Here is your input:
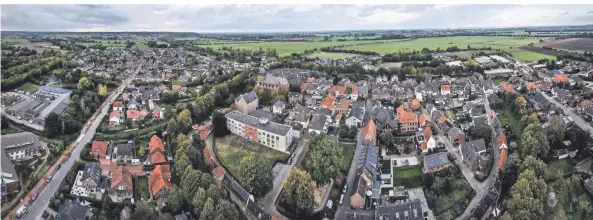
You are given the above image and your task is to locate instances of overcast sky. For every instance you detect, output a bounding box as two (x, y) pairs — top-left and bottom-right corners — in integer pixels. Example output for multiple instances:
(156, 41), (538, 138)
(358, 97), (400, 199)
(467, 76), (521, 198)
(2, 4), (593, 32)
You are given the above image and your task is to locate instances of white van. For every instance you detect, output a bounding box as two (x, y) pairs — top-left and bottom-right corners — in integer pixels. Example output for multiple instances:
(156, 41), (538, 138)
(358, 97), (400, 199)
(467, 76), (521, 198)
(16, 205), (27, 218)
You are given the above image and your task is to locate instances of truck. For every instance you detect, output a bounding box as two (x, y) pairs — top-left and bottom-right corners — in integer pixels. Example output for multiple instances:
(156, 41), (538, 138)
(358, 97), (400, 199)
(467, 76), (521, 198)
(16, 205), (27, 218)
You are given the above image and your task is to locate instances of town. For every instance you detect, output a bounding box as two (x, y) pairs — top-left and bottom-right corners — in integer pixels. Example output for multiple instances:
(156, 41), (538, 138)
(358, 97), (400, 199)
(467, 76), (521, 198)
(3, 5), (593, 220)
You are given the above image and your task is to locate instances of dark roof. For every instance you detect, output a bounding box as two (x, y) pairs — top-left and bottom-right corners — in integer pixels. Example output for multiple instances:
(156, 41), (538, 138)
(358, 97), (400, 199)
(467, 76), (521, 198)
(447, 127), (464, 139)
(316, 108), (332, 117)
(237, 91), (258, 104)
(82, 163), (102, 185)
(222, 173), (251, 202)
(39, 86), (72, 94)
(115, 144), (133, 156)
(226, 111), (291, 135)
(249, 110), (275, 122)
(1, 132), (40, 151)
(58, 199), (90, 220)
(309, 114), (327, 131)
(357, 144), (378, 176)
(424, 152), (451, 170)
(347, 107), (365, 121)
(375, 199), (424, 220)
(371, 107), (395, 130)
(0, 148), (18, 181)
(463, 139), (487, 153)
(273, 101), (285, 107)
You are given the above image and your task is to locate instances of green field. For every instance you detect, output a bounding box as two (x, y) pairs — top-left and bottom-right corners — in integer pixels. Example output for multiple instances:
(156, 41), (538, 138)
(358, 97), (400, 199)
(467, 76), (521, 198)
(491, 78), (504, 86)
(204, 36), (553, 61)
(16, 82), (39, 94)
(307, 52), (359, 59)
(546, 158), (575, 180)
(392, 166), (424, 188)
(214, 135), (289, 179)
(340, 143), (355, 171)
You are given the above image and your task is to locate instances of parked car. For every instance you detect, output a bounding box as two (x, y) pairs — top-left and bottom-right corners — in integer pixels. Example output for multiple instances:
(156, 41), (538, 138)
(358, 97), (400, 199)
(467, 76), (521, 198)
(339, 194), (344, 205)
(56, 164), (62, 170)
(32, 192), (38, 201)
(342, 185), (348, 193)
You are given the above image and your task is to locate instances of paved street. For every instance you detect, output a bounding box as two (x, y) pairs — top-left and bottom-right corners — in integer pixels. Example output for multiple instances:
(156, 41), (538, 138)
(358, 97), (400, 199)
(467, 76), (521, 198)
(334, 128), (364, 220)
(8, 66), (140, 220)
(541, 91), (593, 134)
(261, 137), (309, 220)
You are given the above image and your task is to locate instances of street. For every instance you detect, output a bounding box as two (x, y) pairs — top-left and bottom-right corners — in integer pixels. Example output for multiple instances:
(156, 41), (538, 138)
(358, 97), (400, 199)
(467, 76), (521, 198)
(334, 128), (365, 220)
(261, 137), (309, 220)
(11, 66), (140, 220)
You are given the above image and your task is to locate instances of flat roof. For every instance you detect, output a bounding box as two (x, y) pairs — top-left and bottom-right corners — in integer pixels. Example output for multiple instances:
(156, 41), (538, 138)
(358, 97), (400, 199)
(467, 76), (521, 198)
(226, 111), (291, 136)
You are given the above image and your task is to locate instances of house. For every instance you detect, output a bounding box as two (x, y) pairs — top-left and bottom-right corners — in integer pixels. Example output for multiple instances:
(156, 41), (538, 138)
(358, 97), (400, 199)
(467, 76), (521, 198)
(114, 143), (134, 164)
(256, 74), (289, 95)
(91, 141), (109, 159)
(288, 92), (303, 105)
(1, 132), (42, 161)
(57, 199), (92, 220)
(109, 166), (133, 202)
(320, 94), (336, 112)
(554, 74), (569, 84)
(410, 99), (421, 110)
(346, 107), (365, 128)
(148, 99), (155, 110)
(447, 127), (465, 146)
(272, 101), (286, 114)
(579, 100), (593, 113)
(193, 123), (213, 141)
(396, 106), (419, 133)
(109, 111), (122, 127)
(1, 148), (19, 197)
(460, 139), (487, 171)
(308, 114), (328, 135)
(423, 152), (451, 173)
(351, 144), (379, 209)
(362, 120), (376, 145)
(418, 113), (431, 127)
(126, 110), (141, 121)
(148, 136), (167, 165)
(127, 99), (140, 110)
(226, 111), (293, 152)
(235, 91), (259, 114)
(441, 85), (451, 95)
(112, 101), (124, 112)
(149, 164), (173, 200)
(153, 106), (164, 119)
(369, 107), (396, 132)
(336, 98), (350, 114)
(497, 132), (508, 171)
(71, 163), (102, 199)
(421, 125), (436, 153)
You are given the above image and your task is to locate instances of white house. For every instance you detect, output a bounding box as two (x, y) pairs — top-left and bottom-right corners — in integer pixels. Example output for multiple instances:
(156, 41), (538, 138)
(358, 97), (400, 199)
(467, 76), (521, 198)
(273, 101), (286, 114)
(345, 107), (365, 128)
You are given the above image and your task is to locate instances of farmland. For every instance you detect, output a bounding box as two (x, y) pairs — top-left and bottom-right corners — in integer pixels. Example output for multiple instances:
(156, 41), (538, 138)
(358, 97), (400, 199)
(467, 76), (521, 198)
(306, 52), (359, 59)
(203, 36), (553, 61)
(540, 38), (593, 52)
(2, 38), (65, 53)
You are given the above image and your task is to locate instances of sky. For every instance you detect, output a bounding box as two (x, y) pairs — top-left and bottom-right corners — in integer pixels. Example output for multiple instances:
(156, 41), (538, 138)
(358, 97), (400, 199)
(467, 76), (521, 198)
(2, 4), (593, 32)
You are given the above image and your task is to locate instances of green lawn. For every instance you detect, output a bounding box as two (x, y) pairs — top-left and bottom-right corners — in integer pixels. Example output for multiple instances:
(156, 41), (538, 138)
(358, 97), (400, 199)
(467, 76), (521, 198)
(135, 176), (150, 200)
(392, 166), (424, 188)
(306, 52), (359, 59)
(34, 164), (50, 180)
(491, 78), (504, 86)
(204, 40), (370, 57)
(498, 108), (522, 141)
(16, 82), (39, 94)
(511, 51), (556, 61)
(340, 143), (355, 171)
(214, 135), (289, 179)
(546, 158), (575, 180)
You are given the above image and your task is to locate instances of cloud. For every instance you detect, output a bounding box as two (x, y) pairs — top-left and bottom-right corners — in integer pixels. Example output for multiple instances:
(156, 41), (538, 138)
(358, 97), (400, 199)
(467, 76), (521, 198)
(2, 4), (593, 32)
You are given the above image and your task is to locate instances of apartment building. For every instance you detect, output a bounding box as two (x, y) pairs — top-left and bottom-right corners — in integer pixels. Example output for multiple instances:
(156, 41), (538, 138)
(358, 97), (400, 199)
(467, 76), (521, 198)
(1, 132), (43, 161)
(226, 111), (293, 152)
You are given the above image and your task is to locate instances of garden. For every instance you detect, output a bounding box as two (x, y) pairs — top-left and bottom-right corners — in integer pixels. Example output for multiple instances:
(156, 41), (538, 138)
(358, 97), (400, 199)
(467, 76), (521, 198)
(392, 166), (424, 189)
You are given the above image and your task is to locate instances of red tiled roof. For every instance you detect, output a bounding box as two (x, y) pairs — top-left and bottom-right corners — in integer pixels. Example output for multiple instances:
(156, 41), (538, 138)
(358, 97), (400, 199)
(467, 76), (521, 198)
(149, 165), (173, 197)
(554, 74), (569, 83)
(320, 95), (336, 110)
(149, 135), (165, 154)
(91, 141), (108, 156)
(150, 151), (167, 164)
(110, 111), (121, 119)
(410, 99), (421, 109)
(336, 113), (343, 121)
(363, 120), (376, 143)
(111, 166), (133, 190)
(498, 132), (507, 149)
(213, 167), (226, 178)
(423, 125), (432, 140)
(112, 101), (123, 108)
(172, 84), (182, 90)
(126, 110), (140, 119)
(300, 83), (308, 93)
(441, 85), (450, 92)
(418, 113), (430, 125)
(338, 99), (350, 110)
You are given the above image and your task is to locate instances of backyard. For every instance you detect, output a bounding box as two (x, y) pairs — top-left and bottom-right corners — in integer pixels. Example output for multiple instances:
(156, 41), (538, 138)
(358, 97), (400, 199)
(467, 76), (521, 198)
(392, 165), (424, 189)
(213, 134), (289, 179)
(546, 158), (575, 180)
(498, 108), (522, 142)
(134, 176), (150, 200)
(339, 143), (355, 172)
(16, 82), (40, 94)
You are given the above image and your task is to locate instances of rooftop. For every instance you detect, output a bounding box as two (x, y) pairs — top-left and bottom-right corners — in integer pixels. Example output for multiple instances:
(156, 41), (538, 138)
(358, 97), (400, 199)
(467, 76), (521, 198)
(226, 111), (292, 136)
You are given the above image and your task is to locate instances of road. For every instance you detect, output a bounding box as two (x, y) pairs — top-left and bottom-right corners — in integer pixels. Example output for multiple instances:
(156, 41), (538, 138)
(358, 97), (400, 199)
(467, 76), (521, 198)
(11, 65), (140, 220)
(334, 129), (365, 220)
(261, 137), (308, 220)
(540, 91), (593, 134)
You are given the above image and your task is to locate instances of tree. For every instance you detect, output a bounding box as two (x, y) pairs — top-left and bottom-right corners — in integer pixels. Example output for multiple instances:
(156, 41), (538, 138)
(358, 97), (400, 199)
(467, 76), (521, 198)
(515, 96), (527, 115)
(304, 135), (343, 183)
(468, 122), (493, 144)
(215, 200), (240, 220)
(212, 111), (229, 137)
(379, 132), (396, 152)
(547, 115), (565, 143)
(177, 109), (193, 133)
(206, 184), (222, 204)
(97, 84), (108, 96)
(1, 115), (9, 130)
(200, 173), (213, 189)
(44, 112), (61, 137)
(191, 187), (207, 212)
(167, 118), (179, 136)
(176, 134), (191, 154)
(181, 167), (203, 199)
(281, 168), (316, 217)
(200, 198), (215, 220)
(239, 153), (273, 197)
(519, 155), (547, 179)
(130, 201), (158, 220)
(520, 123), (550, 159)
(168, 185), (186, 213)
(77, 76), (92, 90)
(503, 169), (547, 220)
(174, 154), (190, 172)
